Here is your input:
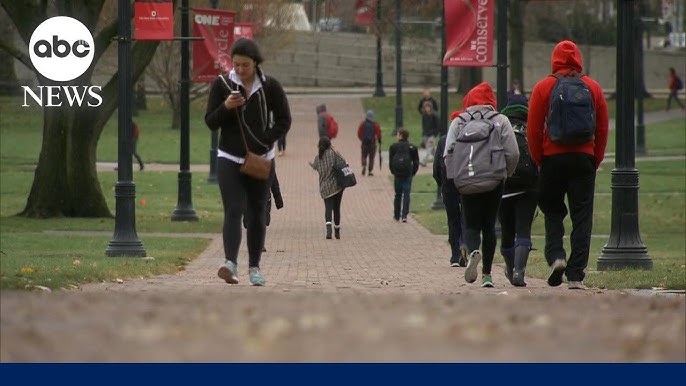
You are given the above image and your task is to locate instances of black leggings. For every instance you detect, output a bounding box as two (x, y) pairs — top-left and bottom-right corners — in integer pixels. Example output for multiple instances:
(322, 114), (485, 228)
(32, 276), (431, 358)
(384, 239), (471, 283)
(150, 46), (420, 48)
(217, 157), (273, 268)
(498, 190), (538, 249)
(324, 190), (344, 225)
(461, 184), (503, 275)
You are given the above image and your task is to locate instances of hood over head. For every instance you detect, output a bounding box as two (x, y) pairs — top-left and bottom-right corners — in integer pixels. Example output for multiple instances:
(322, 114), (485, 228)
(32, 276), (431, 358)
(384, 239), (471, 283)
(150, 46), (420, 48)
(500, 104), (528, 124)
(316, 104), (327, 114)
(462, 82), (497, 110)
(366, 110), (375, 120)
(551, 40), (583, 74)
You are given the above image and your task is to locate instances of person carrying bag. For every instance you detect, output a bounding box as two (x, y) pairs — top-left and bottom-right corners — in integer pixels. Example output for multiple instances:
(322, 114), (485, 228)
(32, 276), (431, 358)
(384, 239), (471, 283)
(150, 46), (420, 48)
(204, 38), (292, 287)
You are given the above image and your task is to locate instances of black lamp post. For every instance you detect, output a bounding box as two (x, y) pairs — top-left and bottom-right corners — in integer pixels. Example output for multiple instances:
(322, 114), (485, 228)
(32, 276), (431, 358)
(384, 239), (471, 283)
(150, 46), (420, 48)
(393, 0), (402, 135)
(172, 0), (199, 222)
(207, 0), (219, 183)
(373, 0), (385, 97)
(636, 14), (648, 155)
(106, 0), (146, 257)
(496, 0), (508, 110)
(597, 0), (652, 270)
(431, 7), (448, 211)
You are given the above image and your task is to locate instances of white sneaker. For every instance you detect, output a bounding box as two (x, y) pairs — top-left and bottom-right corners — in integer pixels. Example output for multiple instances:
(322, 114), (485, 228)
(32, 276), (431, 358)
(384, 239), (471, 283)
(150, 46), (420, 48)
(464, 250), (481, 283)
(568, 281), (586, 290)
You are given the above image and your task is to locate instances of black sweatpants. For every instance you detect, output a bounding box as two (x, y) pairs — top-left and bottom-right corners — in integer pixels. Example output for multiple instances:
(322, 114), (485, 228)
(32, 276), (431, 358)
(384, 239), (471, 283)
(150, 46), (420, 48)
(538, 153), (596, 282)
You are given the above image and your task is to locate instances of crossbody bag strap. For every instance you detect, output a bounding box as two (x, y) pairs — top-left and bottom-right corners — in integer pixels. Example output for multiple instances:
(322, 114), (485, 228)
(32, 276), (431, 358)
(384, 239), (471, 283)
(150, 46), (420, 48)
(219, 74), (250, 152)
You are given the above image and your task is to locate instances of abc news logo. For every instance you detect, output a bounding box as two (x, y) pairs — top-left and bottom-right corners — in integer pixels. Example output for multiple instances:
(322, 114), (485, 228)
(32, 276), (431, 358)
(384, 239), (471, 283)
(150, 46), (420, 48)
(23, 16), (102, 107)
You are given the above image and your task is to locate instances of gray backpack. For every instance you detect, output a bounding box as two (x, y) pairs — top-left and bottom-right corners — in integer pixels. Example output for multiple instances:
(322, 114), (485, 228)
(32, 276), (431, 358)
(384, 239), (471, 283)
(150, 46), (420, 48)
(445, 110), (505, 194)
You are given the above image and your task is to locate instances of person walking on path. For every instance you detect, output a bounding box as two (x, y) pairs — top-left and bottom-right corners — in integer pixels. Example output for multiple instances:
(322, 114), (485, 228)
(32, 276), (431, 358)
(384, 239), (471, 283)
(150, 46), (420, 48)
(433, 126), (466, 267)
(527, 40), (609, 290)
(420, 101), (440, 167)
(115, 120), (145, 171)
(417, 87), (439, 114)
(444, 82), (519, 288)
(357, 110), (381, 176)
(316, 103), (334, 139)
(507, 79), (528, 107)
(498, 103), (538, 287)
(310, 136), (347, 239)
(204, 38), (292, 286)
(389, 128), (419, 223)
(666, 67), (685, 111)
(131, 120), (145, 171)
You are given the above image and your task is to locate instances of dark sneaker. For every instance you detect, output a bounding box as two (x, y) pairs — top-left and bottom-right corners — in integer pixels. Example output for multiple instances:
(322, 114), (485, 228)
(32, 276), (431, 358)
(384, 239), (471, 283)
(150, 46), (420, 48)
(450, 256), (460, 267)
(464, 250), (481, 283)
(249, 267), (265, 286)
(401, 217), (407, 223)
(481, 274), (494, 288)
(512, 270), (527, 287)
(218, 260), (239, 284)
(368, 172), (374, 176)
(547, 259), (566, 287)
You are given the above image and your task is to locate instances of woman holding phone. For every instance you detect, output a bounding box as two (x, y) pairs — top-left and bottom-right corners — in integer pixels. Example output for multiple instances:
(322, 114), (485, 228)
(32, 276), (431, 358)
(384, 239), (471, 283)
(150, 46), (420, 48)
(204, 38), (292, 286)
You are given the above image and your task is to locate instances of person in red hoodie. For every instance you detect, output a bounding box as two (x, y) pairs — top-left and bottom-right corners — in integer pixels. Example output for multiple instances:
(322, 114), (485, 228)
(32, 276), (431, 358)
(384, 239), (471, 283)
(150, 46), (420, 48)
(527, 40), (609, 290)
(666, 67), (685, 111)
(444, 82), (519, 288)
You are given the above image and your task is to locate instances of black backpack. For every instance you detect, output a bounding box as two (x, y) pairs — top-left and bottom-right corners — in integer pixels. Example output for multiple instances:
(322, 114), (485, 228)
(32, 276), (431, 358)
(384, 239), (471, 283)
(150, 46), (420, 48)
(361, 120), (375, 144)
(390, 142), (413, 177)
(547, 73), (596, 145)
(505, 124), (538, 191)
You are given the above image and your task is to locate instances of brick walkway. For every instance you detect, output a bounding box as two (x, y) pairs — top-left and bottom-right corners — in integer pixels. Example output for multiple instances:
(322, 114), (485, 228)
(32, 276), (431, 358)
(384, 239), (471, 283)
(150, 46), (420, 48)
(5, 95), (684, 363)
(86, 94), (552, 294)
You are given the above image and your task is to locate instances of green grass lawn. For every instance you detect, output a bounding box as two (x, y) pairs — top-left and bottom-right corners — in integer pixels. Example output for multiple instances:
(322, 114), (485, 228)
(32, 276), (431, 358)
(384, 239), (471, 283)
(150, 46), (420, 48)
(0, 94), (684, 291)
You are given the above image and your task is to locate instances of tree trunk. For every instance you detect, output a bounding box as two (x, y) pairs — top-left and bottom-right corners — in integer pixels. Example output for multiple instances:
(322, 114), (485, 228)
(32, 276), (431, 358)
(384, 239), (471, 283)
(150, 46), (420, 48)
(21, 105), (111, 218)
(0, 13), (19, 95)
(2, 0), (166, 219)
(508, 0), (527, 91)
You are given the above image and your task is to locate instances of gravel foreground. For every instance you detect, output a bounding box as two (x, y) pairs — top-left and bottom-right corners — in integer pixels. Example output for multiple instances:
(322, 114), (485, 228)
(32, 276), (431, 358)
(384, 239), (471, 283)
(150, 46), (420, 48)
(1, 289), (684, 362)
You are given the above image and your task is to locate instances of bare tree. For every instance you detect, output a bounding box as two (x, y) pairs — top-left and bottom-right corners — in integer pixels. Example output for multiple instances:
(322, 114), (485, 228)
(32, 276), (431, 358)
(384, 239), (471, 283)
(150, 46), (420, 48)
(0, 0), (170, 218)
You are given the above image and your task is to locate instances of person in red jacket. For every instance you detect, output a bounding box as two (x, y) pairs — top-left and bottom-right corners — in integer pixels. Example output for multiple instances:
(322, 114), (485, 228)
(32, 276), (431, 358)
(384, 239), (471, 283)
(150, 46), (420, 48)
(357, 110), (381, 176)
(527, 40), (609, 290)
(666, 67), (685, 111)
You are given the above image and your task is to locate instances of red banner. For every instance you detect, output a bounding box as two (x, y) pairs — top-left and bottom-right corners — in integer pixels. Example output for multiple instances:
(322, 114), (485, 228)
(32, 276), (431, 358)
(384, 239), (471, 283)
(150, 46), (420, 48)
(192, 8), (236, 83)
(443, 0), (494, 67)
(134, 0), (174, 41)
(354, 0), (375, 26)
(234, 23), (254, 40)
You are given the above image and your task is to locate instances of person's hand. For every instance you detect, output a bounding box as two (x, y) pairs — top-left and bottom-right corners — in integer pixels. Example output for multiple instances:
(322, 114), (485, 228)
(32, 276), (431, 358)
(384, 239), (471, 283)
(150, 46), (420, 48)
(224, 92), (245, 109)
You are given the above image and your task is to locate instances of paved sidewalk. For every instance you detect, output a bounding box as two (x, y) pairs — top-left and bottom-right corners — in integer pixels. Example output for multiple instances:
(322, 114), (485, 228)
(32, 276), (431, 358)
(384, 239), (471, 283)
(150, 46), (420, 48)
(2, 94), (684, 362)
(89, 93), (540, 294)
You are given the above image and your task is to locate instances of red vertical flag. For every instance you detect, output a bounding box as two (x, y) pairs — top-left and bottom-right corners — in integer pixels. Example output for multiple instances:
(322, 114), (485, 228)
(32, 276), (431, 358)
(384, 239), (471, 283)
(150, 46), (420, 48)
(134, 0), (174, 40)
(355, 0), (375, 26)
(192, 8), (236, 83)
(443, 0), (494, 67)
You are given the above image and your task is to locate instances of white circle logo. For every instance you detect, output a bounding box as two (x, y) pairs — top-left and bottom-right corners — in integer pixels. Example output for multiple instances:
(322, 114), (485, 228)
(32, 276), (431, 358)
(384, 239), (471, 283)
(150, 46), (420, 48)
(29, 16), (95, 82)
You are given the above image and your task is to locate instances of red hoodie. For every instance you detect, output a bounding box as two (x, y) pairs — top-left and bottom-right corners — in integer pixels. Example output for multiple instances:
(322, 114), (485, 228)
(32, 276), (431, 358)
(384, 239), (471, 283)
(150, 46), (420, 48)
(526, 40), (609, 169)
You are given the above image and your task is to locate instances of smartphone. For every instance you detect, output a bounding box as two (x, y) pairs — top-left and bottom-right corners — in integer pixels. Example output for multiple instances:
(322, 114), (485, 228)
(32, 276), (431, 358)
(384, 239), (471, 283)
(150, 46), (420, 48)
(231, 90), (241, 97)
